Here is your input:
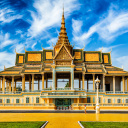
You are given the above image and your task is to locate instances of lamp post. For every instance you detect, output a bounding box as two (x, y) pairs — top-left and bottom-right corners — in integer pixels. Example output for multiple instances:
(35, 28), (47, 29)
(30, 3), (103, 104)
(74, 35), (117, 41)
(95, 76), (100, 114)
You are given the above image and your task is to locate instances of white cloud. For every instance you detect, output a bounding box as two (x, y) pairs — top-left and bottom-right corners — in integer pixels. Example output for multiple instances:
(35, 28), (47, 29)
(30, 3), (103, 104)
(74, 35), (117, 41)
(31, 42), (37, 49)
(0, 8), (22, 24)
(96, 44), (123, 52)
(0, 32), (17, 49)
(0, 51), (15, 71)
(72, 4), (128, 47)
(28, 0), (80, 37)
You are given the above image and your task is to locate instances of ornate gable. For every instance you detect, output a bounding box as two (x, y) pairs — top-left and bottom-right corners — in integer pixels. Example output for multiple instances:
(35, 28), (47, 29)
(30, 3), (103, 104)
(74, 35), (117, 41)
(54, 45), (73, 60)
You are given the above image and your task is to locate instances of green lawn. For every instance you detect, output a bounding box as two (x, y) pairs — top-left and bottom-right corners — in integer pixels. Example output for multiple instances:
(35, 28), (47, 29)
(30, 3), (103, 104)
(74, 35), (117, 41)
(80, 122), (128, 128)
(0, 121), (46, 128)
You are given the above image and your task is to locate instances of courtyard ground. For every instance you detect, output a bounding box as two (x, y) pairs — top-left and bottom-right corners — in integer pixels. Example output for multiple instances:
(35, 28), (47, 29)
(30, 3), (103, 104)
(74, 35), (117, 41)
(0, 113), (128, 128)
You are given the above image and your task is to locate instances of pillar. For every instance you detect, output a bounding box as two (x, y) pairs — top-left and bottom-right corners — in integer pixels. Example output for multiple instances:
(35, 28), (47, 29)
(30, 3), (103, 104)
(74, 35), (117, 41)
(38, 79), (40, 90)
(79, 74), (81, 88)
(46, 74), (48, 88)
(93, 74), (95, 91)
(127, 77), (128, 92)
(71, 68), (74, 90)
(22, 75), (25, 91)
(42, 74), (44, 90)
(82, 73), (85, 90)
(32, 74), (34, 91)
(2, 76), (5, 93)
(122, 76), (125, 93)
(6, 81), (8, 91)
(52, 68), (55, 90)
(29, 75), (31, 91)
(15, 81), (16, 91)
(113, 76), (115, 93)
(103, 74), (105, 92)
(87, 79), (89, 90)
(12, 76), (14, 93)
(0, 78), (1, 91)
(9, 82), (11, 92)
(47, 98), (49, 106)
(55, 73), (57, 89)
(69, 73), (71, 88)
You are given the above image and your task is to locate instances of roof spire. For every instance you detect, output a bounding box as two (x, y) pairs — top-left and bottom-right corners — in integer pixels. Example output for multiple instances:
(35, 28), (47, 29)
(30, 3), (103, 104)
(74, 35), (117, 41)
(55, 4), (70, 46)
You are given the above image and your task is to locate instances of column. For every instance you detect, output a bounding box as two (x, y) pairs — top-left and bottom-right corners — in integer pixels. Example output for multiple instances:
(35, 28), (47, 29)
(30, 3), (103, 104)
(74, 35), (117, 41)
(93, 74), (95, 91)
(55, 73), (57, 89)
(82, 73), (85, 90)
(47, 98), (49, 106)
(46, 74), (48, 88)
(15, 81), (16, 91)
(79, 74), (81, 88)
(87, 79), (89, 90)
(29, 75), (31, 91)
(103, 74), (105, 92)
(113, 76), (115, 93)
(2, 76), (5, 93)
(38, 79), (40, 90)
(42, 74), (44, 90)
(12, 76), (14, 93)
(9, 82), (11, 92)
(127, 77), (128, 92)
(32, 74), (34, 91)
(71, 68), (74, 90)
(69, 73), (71, 87)
(52, 68), (55, 90)
(22, 75), (25, 91)
(0, 78), (1, 91)
(122, 76), (125, 93)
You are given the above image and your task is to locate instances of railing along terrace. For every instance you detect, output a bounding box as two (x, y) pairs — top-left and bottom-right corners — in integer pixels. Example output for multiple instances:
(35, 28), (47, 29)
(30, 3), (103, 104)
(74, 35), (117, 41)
(85, 89), (103, 92)
(106, 91), (128, 94)
(72, 103), (128, 107)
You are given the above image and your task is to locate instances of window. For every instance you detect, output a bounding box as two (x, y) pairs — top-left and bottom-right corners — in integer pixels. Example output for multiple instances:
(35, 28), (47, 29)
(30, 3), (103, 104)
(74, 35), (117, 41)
(0, 99), (2, 103)
(99, 97), (101, 103)
(26, 97), (29, 103)
(87, 97), (90, 103)
(126, 99), (128, 103)
(16, 99), (19, 103)
(108, 99), (111, 103)
(117, 99), (121, 103)
(36, 97), (39, 103)
(7, 99), (10, 103)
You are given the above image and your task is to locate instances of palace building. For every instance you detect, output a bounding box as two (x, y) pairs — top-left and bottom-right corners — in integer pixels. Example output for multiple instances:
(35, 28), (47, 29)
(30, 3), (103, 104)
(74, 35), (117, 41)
(0, 8), (128, 111)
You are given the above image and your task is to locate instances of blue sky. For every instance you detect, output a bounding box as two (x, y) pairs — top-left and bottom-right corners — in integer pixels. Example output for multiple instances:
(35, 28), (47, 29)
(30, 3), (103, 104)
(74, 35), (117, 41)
(0, 0), (128, 71)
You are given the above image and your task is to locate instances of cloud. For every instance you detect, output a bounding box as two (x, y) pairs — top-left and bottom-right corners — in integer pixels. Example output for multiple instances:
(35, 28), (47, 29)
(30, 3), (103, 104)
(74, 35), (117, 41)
(28, 0), (80, 37)
(96, 44), (123, 52)
(72, 4), (128, 47)
(0, 32), (17, 49)
(0, 51), (15, 71)
(31, 42), (37, 49)
(0, 8), (22, 24)
(116, 56), (128, 71)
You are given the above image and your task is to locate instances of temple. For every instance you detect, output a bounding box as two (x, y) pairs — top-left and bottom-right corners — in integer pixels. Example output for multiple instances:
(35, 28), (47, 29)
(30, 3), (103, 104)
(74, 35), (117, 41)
(0, 8), (128, 111)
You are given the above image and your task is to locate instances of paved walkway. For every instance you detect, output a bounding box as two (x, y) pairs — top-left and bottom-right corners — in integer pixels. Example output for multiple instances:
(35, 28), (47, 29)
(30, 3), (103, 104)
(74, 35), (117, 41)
(0, 113), (128, 128)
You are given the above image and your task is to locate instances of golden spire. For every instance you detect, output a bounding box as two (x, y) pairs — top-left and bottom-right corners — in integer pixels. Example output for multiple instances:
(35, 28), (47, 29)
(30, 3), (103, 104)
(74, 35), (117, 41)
(55, 5), (70, 46)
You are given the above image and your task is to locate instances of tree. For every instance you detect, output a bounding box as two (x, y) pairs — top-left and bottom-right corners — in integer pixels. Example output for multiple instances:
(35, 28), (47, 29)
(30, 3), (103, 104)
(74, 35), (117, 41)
(65, 82), (69, 87)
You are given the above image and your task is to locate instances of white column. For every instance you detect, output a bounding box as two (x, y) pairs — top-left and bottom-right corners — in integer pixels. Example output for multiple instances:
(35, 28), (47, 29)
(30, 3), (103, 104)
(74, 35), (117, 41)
(32, 74), (34, 91)
(113, 76), (115, 93)
(93, 74), (95, 91)
(71, 68), (74, 90)
(103, 74), (105, 92)
(42, 74), (44, 90)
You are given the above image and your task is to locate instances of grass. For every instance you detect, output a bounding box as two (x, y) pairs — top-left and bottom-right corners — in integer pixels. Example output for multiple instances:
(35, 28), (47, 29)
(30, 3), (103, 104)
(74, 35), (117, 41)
(80, 122), (128, 128)
(0, 121), (46, 128)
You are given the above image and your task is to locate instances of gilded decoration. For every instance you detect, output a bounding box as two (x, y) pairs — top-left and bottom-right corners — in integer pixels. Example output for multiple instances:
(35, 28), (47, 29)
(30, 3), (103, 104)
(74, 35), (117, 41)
(56, 61), (71, 65)
(75, 68), (82, 71)
(106, 67), (113, 68)
(56, 46), (71, 60)
(0, 71), (19, 74)
(87, 69), (102, 72)
(46, 52), (52, 59)
(24, 70), (40, 73)
(44, 68), (51, 71)
(104, 55), (109, 63)
(86, 64), (101, 68)
(74, 52), (81, 59)
(85, 53), (99, 61)
(28, 54), (41, 61)
(26, 65), (41, 68)
(108, 71), (126, 74)
(18, 56), (23, 63)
